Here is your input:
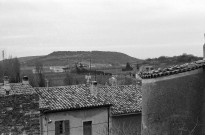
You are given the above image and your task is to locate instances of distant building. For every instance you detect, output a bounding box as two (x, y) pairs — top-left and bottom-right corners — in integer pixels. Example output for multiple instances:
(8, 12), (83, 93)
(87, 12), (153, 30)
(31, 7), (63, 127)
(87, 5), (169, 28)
(32, 66), (51, 74)
(62, 67), (71, 72)
(139, 65), (154, 73)
(50, 66), (64, 73)
(32, 66), (65, 74)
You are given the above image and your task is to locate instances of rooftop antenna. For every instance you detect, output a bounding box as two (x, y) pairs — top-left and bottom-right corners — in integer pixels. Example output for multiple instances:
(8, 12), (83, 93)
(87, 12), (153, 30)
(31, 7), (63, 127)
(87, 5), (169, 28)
(95, 70), (96, 81)
(90, 58), (91, 75)
(45, 79), (49, 88)
(89, 51), (92, 76)
(2, 50), (5, 76)
(204, 33), (205, 43)
(203, 34), (205, 60)
(203, 33), (205, 43)
(2, 50), (5, 61)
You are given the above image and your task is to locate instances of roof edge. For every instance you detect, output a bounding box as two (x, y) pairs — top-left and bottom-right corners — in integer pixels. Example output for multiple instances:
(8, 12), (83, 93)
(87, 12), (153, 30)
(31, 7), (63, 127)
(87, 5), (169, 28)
(139, 60), (205, 80)
(41, 104), (112, 114)
(111, 111), (141, 117)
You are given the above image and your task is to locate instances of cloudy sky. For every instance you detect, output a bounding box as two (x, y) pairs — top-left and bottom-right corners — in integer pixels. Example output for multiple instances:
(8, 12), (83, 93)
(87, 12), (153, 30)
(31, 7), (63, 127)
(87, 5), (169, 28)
(1, 0), (205, 59)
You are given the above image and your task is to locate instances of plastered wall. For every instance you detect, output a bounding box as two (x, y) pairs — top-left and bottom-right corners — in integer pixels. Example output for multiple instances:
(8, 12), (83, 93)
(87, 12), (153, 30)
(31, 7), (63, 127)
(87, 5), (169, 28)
(41, 107), (109, 135)
(142, 68), (205, 135)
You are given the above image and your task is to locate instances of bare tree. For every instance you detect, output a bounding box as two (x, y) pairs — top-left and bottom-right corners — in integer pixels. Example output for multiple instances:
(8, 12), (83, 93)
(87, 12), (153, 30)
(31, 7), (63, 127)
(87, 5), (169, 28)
(34, 60), (45, 87)
(0, 57), (20, 83)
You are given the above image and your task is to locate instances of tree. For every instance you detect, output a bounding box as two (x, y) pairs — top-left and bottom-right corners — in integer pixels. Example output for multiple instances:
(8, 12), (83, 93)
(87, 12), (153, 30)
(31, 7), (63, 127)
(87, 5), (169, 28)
(12, 58), (20, 82)
(158, 56), (167, 62)
(0, 63), (3, 80)
(34, 61), (45, 87)
(0, 57), (20, 83)
(64, 73), (74, 85)
(122, 62), (133, 71)
(126, 62), (132, 70)
(35, 60), (43, 74)
(64, 73), (81, 85)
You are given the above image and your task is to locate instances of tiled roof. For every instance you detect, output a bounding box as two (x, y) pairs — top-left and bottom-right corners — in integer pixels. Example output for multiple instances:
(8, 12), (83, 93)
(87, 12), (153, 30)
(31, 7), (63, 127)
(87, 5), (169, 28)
(0, 83), (35, 95)
(139, 60), (205, 79)
(35, 85), (142, 115)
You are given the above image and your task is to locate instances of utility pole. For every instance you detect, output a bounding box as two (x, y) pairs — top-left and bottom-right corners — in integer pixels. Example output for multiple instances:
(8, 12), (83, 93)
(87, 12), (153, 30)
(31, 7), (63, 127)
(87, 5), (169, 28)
(95, 70), (96, 81)
(89, 58), (91, 74)
(89, 52), (92, 79)
(2, 50), (5, 61)
(2, 50), (5, 76)
(45, 79), (49, 88)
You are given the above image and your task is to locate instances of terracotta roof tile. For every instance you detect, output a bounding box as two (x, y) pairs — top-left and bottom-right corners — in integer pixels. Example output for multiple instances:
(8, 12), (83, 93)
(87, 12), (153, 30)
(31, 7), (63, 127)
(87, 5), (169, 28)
(139, 60), (205, 79)
(35, 85), (142, 115)
(0, 83), (35, 96)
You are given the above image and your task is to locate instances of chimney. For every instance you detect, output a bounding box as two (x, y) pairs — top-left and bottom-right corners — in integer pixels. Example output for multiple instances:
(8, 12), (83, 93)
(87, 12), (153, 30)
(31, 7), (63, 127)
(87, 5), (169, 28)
(85, 75), (91, 85)
(90, 81), (98, 96)
(109, 76), (117, 86)
(3, 76), (11, 95)
(22, 76), (29, 85)
(3, 76), (9, 85)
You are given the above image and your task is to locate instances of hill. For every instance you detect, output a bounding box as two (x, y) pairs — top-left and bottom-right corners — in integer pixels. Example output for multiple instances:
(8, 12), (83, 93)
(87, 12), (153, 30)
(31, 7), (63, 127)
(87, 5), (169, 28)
(18, 56), (43, 63)
(142, 53), (202, 69)
(19, 51), (201, 71)
(20, 51), (142, 67)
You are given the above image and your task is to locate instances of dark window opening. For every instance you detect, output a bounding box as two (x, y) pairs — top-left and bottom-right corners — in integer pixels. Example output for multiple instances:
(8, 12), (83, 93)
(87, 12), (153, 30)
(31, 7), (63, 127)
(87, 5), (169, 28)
(83, 121), (92, 135)
(59, 121), (63, 134)
(6, 91), (9, 95)
(55, 120), (70, 135)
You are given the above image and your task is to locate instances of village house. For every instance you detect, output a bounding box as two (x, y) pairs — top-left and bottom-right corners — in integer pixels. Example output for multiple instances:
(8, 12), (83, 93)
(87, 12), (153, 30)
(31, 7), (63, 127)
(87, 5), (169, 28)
(35, 83), (142, 135)
(0, 75), (142, 135)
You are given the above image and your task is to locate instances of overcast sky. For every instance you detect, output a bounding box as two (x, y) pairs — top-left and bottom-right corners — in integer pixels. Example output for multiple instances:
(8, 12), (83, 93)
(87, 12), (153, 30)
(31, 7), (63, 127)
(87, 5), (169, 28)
(1, 0), (205, 59)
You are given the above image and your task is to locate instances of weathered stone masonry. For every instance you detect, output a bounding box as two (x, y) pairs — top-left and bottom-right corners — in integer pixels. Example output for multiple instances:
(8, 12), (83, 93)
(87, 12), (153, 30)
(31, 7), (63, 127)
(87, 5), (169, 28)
(0, 94), (40, 135)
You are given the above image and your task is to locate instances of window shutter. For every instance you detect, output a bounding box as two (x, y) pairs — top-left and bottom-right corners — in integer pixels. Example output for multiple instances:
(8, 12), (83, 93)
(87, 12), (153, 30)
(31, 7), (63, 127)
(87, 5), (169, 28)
(64, 120), (70, 135)
(55, 121), (60, 135)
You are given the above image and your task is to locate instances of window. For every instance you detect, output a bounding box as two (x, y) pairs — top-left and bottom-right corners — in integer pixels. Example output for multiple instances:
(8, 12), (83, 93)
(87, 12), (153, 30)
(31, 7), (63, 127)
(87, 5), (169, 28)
(55, 120), (70, 135)
(83, 121), (92, 135)
(6, 91), (9, 95)
(59, 121), (63, 134)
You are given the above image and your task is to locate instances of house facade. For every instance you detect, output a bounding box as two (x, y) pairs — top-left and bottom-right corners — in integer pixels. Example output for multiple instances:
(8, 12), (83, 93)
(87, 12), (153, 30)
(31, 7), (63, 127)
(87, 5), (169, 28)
(40, 107), (109, 135)
(36, 84), (142, 135)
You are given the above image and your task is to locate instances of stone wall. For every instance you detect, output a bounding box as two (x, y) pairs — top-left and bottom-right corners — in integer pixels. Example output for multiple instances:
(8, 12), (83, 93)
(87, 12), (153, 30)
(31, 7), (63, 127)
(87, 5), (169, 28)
(142, 68), (205, 135)
(0, 94), (40, 135)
